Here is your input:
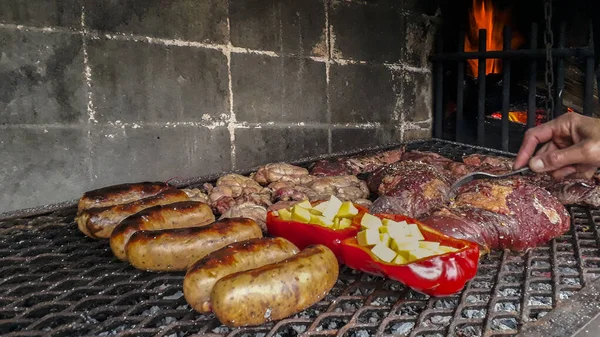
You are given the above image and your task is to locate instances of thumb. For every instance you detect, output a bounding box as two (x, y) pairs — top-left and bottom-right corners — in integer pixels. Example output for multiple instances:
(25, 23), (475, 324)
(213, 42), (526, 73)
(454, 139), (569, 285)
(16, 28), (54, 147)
(529, 142), (596, 173)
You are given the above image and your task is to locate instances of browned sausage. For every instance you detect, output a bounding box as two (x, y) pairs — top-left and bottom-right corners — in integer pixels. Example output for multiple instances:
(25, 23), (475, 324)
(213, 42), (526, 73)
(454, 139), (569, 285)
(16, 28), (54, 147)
(110, 201), (215, 261)
(125, 218), (263, 272)
(210, 245), (339, 327)
(183, 237), (299, 313)
(76, 189), (192, 239)
(77, 181), (171, 214)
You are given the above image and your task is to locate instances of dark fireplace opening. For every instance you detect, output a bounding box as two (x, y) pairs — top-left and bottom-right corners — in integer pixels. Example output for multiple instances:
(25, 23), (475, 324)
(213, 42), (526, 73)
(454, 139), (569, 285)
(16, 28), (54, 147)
(432, 0), (600, 153)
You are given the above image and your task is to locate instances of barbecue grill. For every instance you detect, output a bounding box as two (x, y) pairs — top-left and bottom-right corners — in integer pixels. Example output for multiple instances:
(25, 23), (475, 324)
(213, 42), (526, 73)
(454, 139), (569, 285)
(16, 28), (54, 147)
(2, 139), (600, 337)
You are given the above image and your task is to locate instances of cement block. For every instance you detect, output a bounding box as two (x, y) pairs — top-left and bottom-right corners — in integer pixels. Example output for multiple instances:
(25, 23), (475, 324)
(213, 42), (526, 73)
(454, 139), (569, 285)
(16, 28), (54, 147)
(87, 38), (230, 124)
(0, 126), (89, 213)
(399, 70), (432, 123)
(89, 125), (232, 187)
(329, 63), (398, 124)
(329, 0), (404, 62)
(0, 0), (81, 28)
(230, 0), (326, 56)
(403, 127), (432, 141)
(331, 127), (400, 153)
(84, 0), (228, 43)
(231, 53), (327, 123)
(234, 127), (329, 168)
(0, 29), (87, 124)
(403, 15), (436, 68)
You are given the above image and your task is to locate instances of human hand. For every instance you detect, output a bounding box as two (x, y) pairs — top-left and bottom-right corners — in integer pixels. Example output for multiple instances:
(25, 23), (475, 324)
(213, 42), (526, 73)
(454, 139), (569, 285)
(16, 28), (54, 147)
(513, 112), (600, 180)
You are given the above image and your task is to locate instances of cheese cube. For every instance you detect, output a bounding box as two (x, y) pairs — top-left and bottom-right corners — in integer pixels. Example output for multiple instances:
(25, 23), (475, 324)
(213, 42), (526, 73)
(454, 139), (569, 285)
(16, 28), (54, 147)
(392, 254), (409, 265)
(390, 239), (419, 253)
(295, 200), (312, 209)
(371, 243), (397, 263)
(419, 241), (440, 250)
(321, 195), (343, 220)
(357, 229), (381, 246)
(360, 213), (383, 230)
(407, 224), (425, 241)
(309, 215), (334, 227)
(313, 201), (329, 213)
(386, 223), (411, 240)
(408, 248), (436, 261)
(278, 208), (292, 221)
(380, 233), (391, 246)
(439, 245), (459, 253)
(291, 206), (312, 223)
(338, 218), (352, 229)
(337, 201), (359, 218)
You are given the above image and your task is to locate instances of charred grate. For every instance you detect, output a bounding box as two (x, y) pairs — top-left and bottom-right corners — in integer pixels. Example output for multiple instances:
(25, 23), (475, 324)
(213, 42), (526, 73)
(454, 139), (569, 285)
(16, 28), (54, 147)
(0, 139), (599, 337)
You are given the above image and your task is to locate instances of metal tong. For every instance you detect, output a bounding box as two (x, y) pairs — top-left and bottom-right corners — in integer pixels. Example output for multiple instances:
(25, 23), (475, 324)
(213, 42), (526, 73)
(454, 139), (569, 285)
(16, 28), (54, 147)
(450, 167), (532, 191)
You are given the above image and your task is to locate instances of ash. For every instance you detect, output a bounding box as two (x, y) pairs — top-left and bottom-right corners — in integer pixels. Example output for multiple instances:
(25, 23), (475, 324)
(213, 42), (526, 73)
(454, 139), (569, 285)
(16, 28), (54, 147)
(334, 301), (362, 313)
(358, 310), (389, 324)
(316, 317), (349, 330)
(346, 329), (372, 337)
(491, 317), (518, 331)
(454, 325), (483, 337)
(527, 296), (552, 306)
(470, 279), (493, 290)
(274, 324), (307, 336)
(531, 260), (551, 268)
(370, 296), (399, 307)
(561, 277), (582, 286)
(396, 303), (425, 316)
(465, 294), (490, 304)
(494, 302), (519, 312)
(389, 321), (415, 335)
(529, 282), (552, 292)
(559, 290), (575, 299)
(426, 315), (451, 326)
(498, 287), (521, 296)
(433, 298), (458, 309)
(462, 308), (487, 319)
(163, 291), (184, 300)
(142, 306), (161, 316)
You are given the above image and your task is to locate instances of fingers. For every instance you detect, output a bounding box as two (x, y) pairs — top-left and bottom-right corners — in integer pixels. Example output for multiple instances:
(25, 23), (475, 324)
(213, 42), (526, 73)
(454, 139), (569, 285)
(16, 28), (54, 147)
(550, 166), (577, 180)
(513, 122), (557, 169)
(529, 141), (597, 173)
(564, 165), (598, 180)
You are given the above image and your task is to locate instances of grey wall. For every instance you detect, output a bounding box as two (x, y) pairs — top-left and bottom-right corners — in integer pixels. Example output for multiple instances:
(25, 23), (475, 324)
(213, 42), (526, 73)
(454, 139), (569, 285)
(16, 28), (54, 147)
(0, 0), (438, 213)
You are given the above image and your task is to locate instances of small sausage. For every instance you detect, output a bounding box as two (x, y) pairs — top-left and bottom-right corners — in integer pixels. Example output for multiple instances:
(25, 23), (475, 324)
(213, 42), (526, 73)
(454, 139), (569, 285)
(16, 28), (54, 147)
(110, 201), (215, 261)
(210, 244), (339, 327)
(76, 189), (192, 239)
(77, 181), (171, 214)
(183, 237), (299, 313)
(125, 218), (263, 272)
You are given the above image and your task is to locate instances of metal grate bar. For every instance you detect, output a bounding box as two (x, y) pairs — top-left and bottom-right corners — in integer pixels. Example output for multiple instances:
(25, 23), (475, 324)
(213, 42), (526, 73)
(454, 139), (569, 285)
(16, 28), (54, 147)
(0, 140), (599, 337)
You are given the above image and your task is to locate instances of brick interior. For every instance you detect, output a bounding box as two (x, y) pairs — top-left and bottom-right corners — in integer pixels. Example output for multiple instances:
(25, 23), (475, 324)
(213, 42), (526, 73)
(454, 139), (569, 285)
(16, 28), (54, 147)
(0, 0), (439, 213)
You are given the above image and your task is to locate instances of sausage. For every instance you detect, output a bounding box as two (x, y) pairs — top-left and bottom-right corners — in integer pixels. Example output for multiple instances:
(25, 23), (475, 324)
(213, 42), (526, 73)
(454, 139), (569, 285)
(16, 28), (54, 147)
(210, 244), (339, 327)
(183, 237), (299, 313)
(125, 218), (263, 272)
(77, 181), (171, 214)
(110, 201), (215, 261)
(76, 189), (192, 239)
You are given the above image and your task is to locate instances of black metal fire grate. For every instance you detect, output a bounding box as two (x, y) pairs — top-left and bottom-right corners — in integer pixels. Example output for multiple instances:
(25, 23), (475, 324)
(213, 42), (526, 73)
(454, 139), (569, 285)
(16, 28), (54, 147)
(1, 139), (600, 337)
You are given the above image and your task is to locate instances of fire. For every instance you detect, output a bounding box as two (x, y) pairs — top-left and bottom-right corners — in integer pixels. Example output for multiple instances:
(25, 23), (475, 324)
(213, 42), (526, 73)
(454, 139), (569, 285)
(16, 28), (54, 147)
(490, 108), (576, 126)
(464, 0), (524, 77)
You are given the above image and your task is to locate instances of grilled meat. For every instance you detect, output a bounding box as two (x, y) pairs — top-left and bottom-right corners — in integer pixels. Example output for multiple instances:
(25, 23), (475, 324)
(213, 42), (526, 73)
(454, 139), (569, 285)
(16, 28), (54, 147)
(310, 148), (404, 176)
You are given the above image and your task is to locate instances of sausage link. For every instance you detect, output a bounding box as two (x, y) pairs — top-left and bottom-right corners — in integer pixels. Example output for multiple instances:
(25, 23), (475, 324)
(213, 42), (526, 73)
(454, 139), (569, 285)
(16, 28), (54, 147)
(77, 182), (171, 214)
(125, 218), (263, 272)
(210, 245), (339, 327)
(76, 189), (191, 239)
(110, 201), (215, 261)
(183, 237), (299, 313)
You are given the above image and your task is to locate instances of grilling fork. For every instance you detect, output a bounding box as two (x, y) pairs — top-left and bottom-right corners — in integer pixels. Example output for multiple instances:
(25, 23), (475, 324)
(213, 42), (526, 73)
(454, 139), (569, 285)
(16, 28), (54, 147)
(450, 167), (531, 191)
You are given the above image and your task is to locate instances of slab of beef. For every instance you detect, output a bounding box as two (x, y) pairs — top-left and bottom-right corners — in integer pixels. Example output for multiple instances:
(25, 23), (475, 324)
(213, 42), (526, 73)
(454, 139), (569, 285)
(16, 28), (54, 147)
(421, 178), (570, 252)
(400, 150), (473, 181)
(310, 148), (404, 176)
(368, 161), (453, 218)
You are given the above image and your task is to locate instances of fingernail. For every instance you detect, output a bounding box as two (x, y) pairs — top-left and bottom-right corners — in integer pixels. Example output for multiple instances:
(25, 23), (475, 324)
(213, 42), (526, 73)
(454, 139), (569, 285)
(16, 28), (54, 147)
(530, 158), (545, 171)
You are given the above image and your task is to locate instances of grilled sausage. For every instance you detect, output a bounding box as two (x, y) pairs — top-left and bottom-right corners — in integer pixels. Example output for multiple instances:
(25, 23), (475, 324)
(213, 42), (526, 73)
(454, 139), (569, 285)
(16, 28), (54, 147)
(76, 189), (193, 239)
(77, 181), (171, 214)
(210, 245), (339, 327)
(183, 237), (299, 313)
(125, 218), (263, 272)
(110, 201), (215, 261)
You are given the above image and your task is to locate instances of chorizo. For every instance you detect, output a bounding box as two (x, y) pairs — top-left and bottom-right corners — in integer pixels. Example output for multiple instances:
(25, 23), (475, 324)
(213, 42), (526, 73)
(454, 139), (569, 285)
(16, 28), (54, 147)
(76, 189), (192, 239)
(183, 237), (299, 313)
(110, 201), (215, 261)
(125, 218), (262, 272)
(210, 245), (339, 327)
(77, 181), (171, 214)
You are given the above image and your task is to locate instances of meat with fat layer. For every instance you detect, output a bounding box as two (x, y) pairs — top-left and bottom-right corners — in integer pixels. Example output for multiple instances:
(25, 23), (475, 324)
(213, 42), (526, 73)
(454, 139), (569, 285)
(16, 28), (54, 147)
(306, 175), (370, 202)
(421, 178), (570, 252)
(309, 148), (404, 176)
(367, 161), (453, 218)
(252, 163), (314, 186)
(208, 174), (271, 214)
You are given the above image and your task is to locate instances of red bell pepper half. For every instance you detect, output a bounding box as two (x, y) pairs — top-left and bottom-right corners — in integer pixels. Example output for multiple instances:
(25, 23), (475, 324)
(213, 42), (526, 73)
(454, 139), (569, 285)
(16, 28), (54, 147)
(340, 213), (480, 297)
(266, 203), (369, 263)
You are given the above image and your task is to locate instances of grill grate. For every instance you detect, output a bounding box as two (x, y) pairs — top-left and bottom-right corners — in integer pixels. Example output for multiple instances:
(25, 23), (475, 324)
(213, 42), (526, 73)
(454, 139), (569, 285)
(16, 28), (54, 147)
(1, 139), (600, 337)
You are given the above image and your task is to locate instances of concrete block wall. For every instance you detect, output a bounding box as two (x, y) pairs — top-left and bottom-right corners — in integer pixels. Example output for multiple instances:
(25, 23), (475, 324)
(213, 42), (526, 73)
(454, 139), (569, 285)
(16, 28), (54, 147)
(0, 0), (439, 213)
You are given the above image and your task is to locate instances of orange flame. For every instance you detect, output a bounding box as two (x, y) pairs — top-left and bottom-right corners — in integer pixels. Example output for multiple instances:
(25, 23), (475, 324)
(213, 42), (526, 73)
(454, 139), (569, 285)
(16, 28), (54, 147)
(464, 0), (524, 77)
